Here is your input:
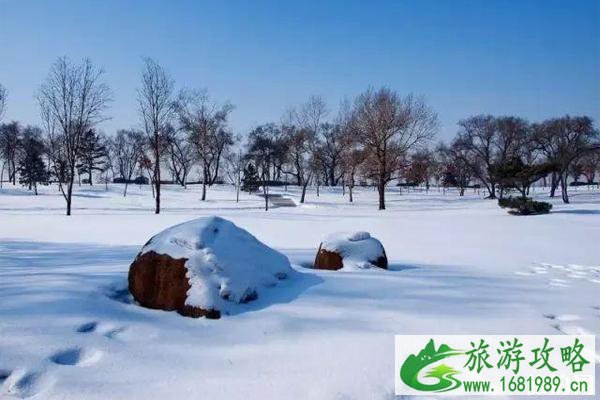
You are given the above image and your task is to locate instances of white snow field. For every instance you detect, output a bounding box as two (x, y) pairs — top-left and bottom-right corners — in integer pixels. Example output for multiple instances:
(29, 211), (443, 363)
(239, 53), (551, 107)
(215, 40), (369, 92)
(0, 183), (599, 399)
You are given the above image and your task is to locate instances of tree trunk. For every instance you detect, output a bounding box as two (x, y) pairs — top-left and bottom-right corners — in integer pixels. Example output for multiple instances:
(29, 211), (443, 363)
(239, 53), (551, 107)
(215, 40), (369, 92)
(300, 182), (308, 203)
(349, 185), (353, 203)
(459, 187), (465, 196)
(561, 172), (569, 204)
(89, 169), (93, 185)
(11, 160), (16, 185)
(155, 179), (160, 213)
(66, 180), (74, 216)
(201, 166), (208, 201)
(262, 181), (269, 211)
(487, 182), (496, 199)
(149, 171), (155, 198)
(550, 172), (558, 197)
(377, 181), (385, 210)
(0, 162), (4, 188)
(154, 167), (160, 213)
(154, 133), (161, 214)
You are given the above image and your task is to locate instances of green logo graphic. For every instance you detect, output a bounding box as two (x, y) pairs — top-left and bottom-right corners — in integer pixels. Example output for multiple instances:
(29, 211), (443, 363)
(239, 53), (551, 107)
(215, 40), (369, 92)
(400, 339), (464, 392)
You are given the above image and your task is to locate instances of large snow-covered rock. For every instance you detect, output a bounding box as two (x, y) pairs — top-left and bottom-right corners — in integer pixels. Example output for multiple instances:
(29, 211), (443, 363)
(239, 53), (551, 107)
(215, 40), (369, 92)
(128, 216), (292, 318)
(313, 231), (387, 270)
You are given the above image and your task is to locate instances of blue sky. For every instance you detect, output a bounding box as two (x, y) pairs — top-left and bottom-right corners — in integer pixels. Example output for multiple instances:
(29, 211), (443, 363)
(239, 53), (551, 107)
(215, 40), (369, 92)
(0, 0), (598, 140)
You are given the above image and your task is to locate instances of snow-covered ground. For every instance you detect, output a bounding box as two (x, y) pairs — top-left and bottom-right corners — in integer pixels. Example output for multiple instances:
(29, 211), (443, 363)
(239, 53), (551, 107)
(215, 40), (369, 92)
(0, 183), (598, 399)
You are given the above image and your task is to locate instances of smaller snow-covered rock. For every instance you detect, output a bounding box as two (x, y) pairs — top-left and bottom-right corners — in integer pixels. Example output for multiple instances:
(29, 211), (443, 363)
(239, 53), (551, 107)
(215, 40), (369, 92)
(128, 216), (292, 318)
(313, 231), (387, 270)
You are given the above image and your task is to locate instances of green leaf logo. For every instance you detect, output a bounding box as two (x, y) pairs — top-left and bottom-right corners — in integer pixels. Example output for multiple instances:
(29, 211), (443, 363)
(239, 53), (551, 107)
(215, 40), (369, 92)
(400, 339), (464, 392)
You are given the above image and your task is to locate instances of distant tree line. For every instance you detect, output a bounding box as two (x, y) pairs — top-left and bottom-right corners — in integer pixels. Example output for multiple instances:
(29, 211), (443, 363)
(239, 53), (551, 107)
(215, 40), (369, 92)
(432, 115), (599, 203)
(0, 58), (599, 215)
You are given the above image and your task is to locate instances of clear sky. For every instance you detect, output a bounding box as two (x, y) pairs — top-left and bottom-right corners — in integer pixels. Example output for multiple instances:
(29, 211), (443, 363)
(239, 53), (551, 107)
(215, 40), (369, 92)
(0, 0), (598, 141)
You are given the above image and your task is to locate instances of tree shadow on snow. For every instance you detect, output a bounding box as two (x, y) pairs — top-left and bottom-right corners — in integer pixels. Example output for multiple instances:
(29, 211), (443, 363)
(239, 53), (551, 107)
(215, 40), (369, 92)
(551, 209), (600, 215)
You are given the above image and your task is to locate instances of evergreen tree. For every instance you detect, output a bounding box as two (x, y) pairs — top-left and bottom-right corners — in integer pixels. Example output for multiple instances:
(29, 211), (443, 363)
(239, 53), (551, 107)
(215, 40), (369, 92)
(77, 129), (108, 185)
(241, 162), (260, 192)
(494, 156), (557, 199)
(17, 127), (49, 195)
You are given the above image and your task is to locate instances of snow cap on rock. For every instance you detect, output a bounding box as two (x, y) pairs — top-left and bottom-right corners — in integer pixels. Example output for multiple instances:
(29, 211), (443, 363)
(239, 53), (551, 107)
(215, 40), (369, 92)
(321, 231), (387, 269)
(141, 216), (292, 312)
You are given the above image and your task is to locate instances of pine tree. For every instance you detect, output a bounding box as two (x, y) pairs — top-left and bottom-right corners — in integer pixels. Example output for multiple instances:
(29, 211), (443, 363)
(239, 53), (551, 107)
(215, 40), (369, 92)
(77, 129), (108, 185)
(17, 127), (49, 195)
(241, 163), (260, 192)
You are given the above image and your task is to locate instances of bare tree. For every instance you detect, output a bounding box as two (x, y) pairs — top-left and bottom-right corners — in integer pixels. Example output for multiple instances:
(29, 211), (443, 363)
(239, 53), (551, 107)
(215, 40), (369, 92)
(296, 95), (329, 136)
(277, 96), (329, 203)
(164, 124), (194, 187)
(405, 149), (434, 190)
(532, 116), (598, 203)
(38, 57), (111, 215)
(453, 116), (498, 199)
(314, 122), (345, 186)
(350, 88), (438, 210)
(437, 142), (473, 196)
(138, 58), (175, 214)
(174, 89), (233, 200)
(579, 150), (600, 185)
(339, 144), (366, 203)
(453, 115), (528, 199)
(111, 129), (145, 196)
(0, 121), (21, 185)
(281, 123), (315, 203)
(224, 148), (243, 203)
(0, 86), (6, 187)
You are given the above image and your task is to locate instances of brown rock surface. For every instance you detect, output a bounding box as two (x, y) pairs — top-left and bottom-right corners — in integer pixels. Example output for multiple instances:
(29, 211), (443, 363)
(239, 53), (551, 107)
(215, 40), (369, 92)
(313, 243), (388, 270)
(313, 245), (344, 270)
(128, 251), (220, 319)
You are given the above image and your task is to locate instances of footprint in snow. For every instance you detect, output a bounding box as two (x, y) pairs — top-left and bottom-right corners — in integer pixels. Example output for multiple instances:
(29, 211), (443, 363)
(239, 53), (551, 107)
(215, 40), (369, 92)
(1, 368), (53, 398)
(49, 347), (102, 367)
(543, 313), (581, 322)
(551, 323), (593, 336)
(75, 321), (128, 340)
(75, 321), (98, 333)
(544, 314), (593, 336)
(523, 263), (600, 287)
(103, 327), (127, 339)
(0, 368), (11, 384)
